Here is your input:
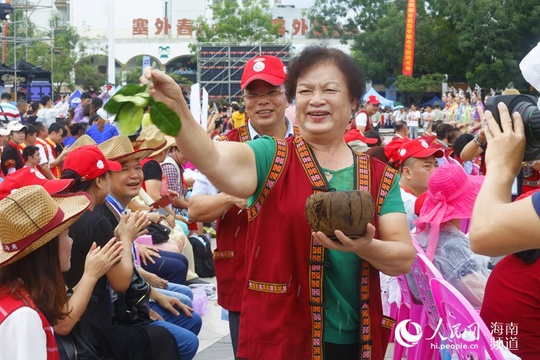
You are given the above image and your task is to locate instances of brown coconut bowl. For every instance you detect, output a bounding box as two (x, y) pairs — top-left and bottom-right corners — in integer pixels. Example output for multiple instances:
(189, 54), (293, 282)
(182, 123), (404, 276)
(304, 190), (375, 240)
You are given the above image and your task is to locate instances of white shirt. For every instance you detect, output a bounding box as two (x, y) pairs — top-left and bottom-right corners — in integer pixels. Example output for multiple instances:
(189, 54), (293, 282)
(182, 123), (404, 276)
(37, 101), (69, 128)
(35, 142), (49, 166)
(0, 307), (47, 360)
(400, 187), (418, 230)
(192, 118), (295, 196)
(407, 110), (421, 127)
(355, 112), (368, 128)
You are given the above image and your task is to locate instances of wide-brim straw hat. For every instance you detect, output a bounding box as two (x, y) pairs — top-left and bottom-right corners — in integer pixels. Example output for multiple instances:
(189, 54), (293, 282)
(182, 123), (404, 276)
(69, 134), (97, 150)
(149, 136), (175, 157)
(0, 185), (90, 266)
(136, 125), (169, 158)
(98, 135), (154, 163)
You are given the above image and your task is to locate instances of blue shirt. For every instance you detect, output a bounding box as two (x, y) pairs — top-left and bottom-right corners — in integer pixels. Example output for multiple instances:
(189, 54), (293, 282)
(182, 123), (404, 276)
(85, 124), (119, 144)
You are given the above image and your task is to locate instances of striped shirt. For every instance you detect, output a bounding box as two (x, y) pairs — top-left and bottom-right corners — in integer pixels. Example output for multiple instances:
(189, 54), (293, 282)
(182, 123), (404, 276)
(0, 101), (21, 124)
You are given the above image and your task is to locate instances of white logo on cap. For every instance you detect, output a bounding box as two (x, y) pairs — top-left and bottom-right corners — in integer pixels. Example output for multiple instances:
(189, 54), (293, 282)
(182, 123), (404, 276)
(96, 160), (104, 169)
(399, 149), (407, 156)
(253, 62), (265, 72)
(420, 140), (429, 148)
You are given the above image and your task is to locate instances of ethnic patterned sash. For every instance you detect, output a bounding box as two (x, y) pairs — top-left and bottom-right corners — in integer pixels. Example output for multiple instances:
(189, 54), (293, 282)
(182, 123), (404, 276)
(246, 135), (397, 359)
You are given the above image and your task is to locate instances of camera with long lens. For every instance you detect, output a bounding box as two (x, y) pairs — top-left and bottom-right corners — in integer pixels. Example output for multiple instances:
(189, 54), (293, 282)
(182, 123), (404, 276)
(485, 94), (540, 161)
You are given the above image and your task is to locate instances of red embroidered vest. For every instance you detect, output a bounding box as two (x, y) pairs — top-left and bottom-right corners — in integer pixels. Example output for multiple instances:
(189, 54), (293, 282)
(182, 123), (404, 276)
(213, 125), (252, 312)
(45, 138), (61, 179)
(238, 136), (397, 360)
(214, 124), (300, 312)
(0, 287), (59, 360)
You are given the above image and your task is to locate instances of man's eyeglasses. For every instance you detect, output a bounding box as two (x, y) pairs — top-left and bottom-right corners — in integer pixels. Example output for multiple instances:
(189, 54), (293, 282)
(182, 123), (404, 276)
(243, 89), (284, 101)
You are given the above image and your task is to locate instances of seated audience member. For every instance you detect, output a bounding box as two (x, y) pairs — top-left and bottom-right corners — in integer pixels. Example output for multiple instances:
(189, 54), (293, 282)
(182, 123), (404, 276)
(22, 145), (41, 169)
(96, 135), (202, 359)
(23, 123), (38, 147)
(415, 164), (490, 309)
(46, 122), (70, 178)
(384, 137), (409, 169)
(430, 123), (461, 161)
(0, 185), (89, 359)
(85, 109), (118, 144)
(397, 139), (443, 229)
(1, 121), (27, 175)
(392, 120), (409, 140)
(64, 122), (85, 147)
(460, 128), (487, 175)
(60, 145), (181, 359)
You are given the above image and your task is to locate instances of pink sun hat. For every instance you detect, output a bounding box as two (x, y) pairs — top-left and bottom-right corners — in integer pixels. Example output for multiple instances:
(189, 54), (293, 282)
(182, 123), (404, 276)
(415, 163), (484, 259)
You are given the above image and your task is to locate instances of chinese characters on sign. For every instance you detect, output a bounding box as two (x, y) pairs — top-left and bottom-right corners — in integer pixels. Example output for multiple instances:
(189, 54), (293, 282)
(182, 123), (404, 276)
(402, 0), (416, 76)
(132, 17), (313, 38)
(490, 322), (519, 351)
(133, 18), (193, 37)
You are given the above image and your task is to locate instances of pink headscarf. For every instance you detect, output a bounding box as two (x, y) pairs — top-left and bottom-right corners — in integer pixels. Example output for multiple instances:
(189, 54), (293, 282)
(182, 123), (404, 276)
(414, 164), (484, 260)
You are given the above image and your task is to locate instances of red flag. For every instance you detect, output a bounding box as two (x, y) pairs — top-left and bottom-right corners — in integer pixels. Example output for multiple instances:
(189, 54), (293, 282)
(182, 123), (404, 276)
(402, 0), (417, 76)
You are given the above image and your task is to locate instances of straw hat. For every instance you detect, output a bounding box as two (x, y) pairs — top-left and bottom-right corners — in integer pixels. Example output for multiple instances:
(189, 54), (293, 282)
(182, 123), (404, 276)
(0, 185), (90, 266)
(149, 135), (175, 158)
(136, 125), (169, 157)
(69, 134), (97, 150)
(98, 135), (154, 163)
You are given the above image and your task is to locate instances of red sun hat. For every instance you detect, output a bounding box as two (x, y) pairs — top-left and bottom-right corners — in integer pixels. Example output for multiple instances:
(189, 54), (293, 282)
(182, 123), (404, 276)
(366, 95), (381, 105)
(398, 138), (444, 165)
(63, 145), (122, 182)
(0, 167), (74, 200)
(240, 55), (287, 90)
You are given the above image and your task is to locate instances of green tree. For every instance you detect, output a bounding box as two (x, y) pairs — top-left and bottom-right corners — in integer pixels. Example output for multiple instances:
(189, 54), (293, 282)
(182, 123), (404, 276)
(191, 0), (281, 52)
(394, 73), (445, 104)
(308, 0), (540, 90)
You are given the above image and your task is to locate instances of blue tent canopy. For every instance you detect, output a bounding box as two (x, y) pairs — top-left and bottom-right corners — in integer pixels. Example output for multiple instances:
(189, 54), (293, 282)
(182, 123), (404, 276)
(421, 96), (445, 108)
(362, 87), (394, 107)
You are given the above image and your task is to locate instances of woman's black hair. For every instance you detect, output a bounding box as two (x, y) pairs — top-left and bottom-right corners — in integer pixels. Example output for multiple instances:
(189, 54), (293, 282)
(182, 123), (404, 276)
(452, 133), (474, 158)
(60, 169), (95, 192)
(514, 249), (540, 264)
(284, 45), (365, 105)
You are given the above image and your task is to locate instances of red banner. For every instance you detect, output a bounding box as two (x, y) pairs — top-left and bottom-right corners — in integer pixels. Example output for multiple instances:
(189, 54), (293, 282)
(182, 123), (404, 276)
(402, 0), (416, 76)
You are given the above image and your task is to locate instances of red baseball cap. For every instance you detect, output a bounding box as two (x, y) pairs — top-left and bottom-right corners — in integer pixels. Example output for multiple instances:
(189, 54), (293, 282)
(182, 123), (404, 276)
(366, 95), (381, 105)
(241, 55), (287, 90)
(63, 145), (122, 182)
(398, 138), (444, 165)
(344, 130), (379, 145)
(384, 138), (410, 166)
(0, 167), (74, 200)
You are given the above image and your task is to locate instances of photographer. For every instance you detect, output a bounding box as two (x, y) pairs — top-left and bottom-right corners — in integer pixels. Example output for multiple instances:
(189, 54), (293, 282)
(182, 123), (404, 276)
(469, 102), (540, 256)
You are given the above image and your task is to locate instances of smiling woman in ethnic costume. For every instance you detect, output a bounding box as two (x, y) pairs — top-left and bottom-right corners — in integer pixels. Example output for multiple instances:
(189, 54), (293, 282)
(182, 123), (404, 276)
(142, 45), (415, 360)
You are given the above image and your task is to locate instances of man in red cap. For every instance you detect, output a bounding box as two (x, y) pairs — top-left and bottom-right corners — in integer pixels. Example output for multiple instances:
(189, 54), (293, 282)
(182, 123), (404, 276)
(397, 138), (443, 229)
(189, 54), (297, 358)
(353, 94), (380, 133)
